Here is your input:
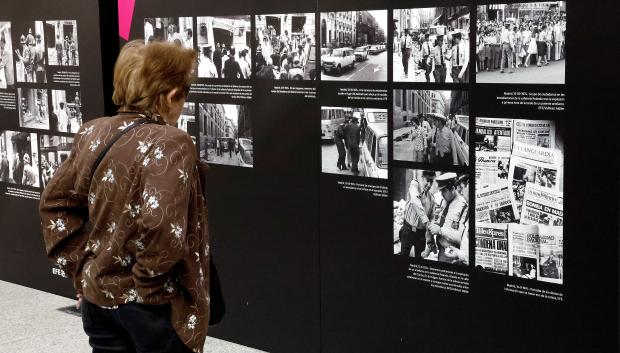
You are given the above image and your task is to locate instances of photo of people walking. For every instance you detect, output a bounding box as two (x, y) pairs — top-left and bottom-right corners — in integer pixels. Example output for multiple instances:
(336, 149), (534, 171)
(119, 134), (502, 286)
(0, 131), (39, 187)
(319, 10), (387, 81)
(255, 13), (316, 80)
(393, 89), (469, 166)
(476, 2), (566, 84)
(321, 107), (387, 179)
(14, 21), (47, 83)
(393, 7), (470, 83)
(196, 16), (251, 79)
(144, 17), (193, 49)
(198, 103), (253, 167)
(46, 20), (79, 66)
(394, 168), (469, 266)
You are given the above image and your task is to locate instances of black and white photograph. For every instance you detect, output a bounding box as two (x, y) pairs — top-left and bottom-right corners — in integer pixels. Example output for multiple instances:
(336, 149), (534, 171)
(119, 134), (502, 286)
(0, 130), (39, 187)
(177, 102), (195, 137)
(144, 17), (193, 49)
(39, 134), (72, 188)
(321, 107), (387, 178)
(0, 22), (15, 89)
(18, 88), (49, 130)
(393, 89), (469, 166)
(45, 20), (79, 66)
(255, 13), (316, 80)
(393, 7), (470, 83)
(319, 10), (387, 81)
(476, 2), (566, 84)
(50, 88), (82, 133)
(393, 168), (469, 266)
(14, 21), (47, 83)
(198, 103), (252, 167)
(196, 16), (251, 79)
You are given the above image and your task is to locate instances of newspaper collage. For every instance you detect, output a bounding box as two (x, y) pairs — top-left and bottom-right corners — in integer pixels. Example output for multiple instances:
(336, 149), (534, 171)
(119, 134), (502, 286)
(475, 119), (564, 284)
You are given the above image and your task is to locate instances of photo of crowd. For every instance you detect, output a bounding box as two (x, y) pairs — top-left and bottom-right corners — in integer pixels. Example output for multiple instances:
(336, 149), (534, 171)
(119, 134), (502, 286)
(46, 20), (79, 66)
(0, 22), (15, 89)
(39, 134), (73, 188)
(18, 88), (49, 130)
(196, 16), (251, 79)
(393, 7), (470, 83)
(0, 131), (39, 187)
(50, 89), (82, 133)
(394, 169), (469, 266)
(319, 11), (388, 81)
(144, 17), (193, 49)
(476, 2), (566, 84)
(393, 89), (469, 166)
(321, 107), (387, 179)
(14, 21), (47, 83)
(198, 103), (252, 168)
(255, 13), (316, 80)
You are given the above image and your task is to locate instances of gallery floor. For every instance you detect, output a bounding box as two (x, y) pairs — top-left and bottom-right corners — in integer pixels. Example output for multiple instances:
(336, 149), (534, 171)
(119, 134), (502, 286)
(0, 280), (265, 353)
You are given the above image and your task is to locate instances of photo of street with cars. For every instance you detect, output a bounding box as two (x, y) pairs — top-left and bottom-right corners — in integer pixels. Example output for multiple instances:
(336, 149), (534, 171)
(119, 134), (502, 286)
(319, 10), (388, 81)
(321, 106), (387, 178)
(199, 103), (253, 168)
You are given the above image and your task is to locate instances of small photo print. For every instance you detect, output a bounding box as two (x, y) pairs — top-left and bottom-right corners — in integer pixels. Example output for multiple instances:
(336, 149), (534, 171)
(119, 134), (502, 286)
(50, 88), (82, 133)
(0, 130), (39, 187)
(39, 134), (73, 188)
(255, 13), (317, 80)
(321, 107), (387, 179)
(198, 103), (252, 167)
(393, 89), (469, 166)
(196, 16), (251, 79)
(18, 88), (49, 130)
(14, 21), (47, 83)
(393, 7), (471, 83)
(319, 10), (388, 81)
(0, 22), (16, 89)
(393, 168), (470, 266)
(45, 20), (79, 66)
(476, 2), (566, 84)
(144, 17), (194, 49)
(177, 102), (195, 137)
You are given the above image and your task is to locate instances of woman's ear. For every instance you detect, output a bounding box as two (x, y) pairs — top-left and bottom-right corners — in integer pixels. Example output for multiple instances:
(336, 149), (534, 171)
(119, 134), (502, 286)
(166, 87), (180, 106)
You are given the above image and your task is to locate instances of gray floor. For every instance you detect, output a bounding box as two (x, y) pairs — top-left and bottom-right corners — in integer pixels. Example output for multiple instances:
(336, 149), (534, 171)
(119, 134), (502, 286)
(0, 280), (265, 353)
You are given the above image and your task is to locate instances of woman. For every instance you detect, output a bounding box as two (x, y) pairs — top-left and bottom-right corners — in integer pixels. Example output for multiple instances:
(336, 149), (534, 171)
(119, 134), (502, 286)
(536, 25), (548, 67)
(39, 40), (210, 353)
(409, 119), (425, 163)
(527, 26), (538, 68)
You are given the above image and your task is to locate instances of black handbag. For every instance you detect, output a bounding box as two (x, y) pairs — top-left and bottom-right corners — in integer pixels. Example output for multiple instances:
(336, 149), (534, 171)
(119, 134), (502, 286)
(90, 115), (225, 326)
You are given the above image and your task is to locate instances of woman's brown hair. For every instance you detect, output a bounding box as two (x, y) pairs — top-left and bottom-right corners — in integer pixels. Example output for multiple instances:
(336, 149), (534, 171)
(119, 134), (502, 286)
(112, 39), (196, 116)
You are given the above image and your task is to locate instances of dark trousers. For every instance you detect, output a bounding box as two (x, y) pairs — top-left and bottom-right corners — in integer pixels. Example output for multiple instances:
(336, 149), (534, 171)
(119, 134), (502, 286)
(433, 65), (446, 83)
(36, 70), (45, 83)
(335, 141), (346, 168)
(81, 299), (192, 353)
(348, 145), (360, 173)
(399, 222), (427, 258)
(423, 56), (431, 82)
(401, 49), (410, 75)
(451, 65), (469, 83)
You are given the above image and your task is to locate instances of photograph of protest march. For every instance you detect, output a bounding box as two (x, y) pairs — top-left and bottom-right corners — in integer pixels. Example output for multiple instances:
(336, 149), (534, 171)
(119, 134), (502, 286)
(321, 107), (387, 178)
(393, 89), (469, 166)
(393, 7), (470, 83)
(476, 2), (566, 84)
(255, 13), (316, 80)
(18, 88), (49, 130)
(196, 16), (251, 79)
(39, 134), (72, 188)
(45, 20), (79, 66)
(319, 10), (387, 81)
(393, 168), (469, 266)
(0, 22), (15, 89)
(0, 131), (39, 187)
(50, 89), (82, 133)
(144, 17), (193, 49)
(474, 117), (563, 283)
(198, 103), (252, 168)
(14, 21), (46, 83)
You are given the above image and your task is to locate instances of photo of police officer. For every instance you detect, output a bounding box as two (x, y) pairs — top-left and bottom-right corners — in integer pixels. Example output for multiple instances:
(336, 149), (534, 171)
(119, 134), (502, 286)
(394, 169), (469, 266)
(14, 21), (47, 83)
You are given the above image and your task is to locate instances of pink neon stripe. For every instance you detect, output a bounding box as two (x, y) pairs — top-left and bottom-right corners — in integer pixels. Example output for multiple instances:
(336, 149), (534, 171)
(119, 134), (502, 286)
(118, 0), (136, 40)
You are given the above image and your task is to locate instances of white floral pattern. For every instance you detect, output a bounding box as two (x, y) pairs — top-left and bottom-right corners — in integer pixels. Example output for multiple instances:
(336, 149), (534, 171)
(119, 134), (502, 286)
(178, 169), (189, 184)
(56, 256), (67, 268)
(186, 314), (198, 330)
(89, 139), (101, 152)
(88, 192), (96, 205)
(102, 169), (115, 183)
(137, 141), (152, 154)
(107, 222), (116, 234)
(48, 218), (67, 233)
(154, 146), (164, 160)
(170, 224), (183, 239)
(142, 157), (151, 167)
(80, 126), (94, 136)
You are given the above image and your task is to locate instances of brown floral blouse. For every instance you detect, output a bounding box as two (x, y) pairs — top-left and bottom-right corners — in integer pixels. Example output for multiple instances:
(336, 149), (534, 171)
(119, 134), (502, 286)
(39, 113), (210, 353)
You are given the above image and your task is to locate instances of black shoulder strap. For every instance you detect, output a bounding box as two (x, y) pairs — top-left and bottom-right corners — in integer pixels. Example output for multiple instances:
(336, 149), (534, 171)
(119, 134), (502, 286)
(89, 117), (150, 182)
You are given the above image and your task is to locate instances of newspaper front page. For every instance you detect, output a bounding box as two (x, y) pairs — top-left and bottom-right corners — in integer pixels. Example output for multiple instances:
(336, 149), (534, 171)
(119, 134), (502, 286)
(475, 184), (516, 223)
(538, 226), (563, 284)
(508, 224), (540, 280)
(475, 223), (509, 274)
(475, 118), (513, 152)
(520, 183), (564, 226)
(475, 151), (511, 186)
(513, 119), (556, 148)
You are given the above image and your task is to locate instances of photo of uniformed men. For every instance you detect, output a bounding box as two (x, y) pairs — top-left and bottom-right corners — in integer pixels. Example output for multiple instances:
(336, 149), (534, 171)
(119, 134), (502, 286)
(394, 169), (469, 266)
(14, 21), (47, 83)
(45, 20), (79, 66)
